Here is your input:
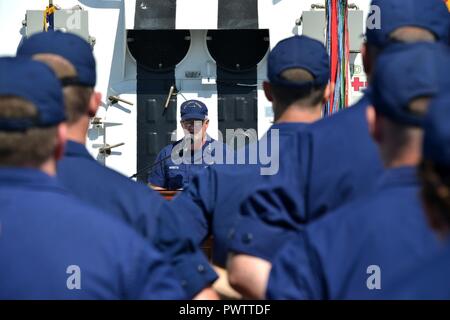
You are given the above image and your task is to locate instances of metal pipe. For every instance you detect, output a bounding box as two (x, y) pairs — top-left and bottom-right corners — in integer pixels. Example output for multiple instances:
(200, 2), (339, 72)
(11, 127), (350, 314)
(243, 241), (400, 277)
(99, 143), (125, 155)
(108, 96), (134, 106)
(164, 85), (176, 110)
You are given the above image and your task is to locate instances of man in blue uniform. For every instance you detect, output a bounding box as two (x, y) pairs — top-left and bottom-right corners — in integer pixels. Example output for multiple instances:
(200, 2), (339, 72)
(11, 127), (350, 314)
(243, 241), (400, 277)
(260, 43), (450, 300)
(149, 100), (225, 190)
(16, 31), (217, 299)
(382, 93), (450, 300)
(227, 0), (450, 297)
(0, 57), (184, 299)
(154, 35), (330, 295)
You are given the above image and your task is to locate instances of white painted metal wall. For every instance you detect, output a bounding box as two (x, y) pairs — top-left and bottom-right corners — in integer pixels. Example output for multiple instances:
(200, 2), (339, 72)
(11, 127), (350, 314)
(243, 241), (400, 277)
(0, 0), (372, 178)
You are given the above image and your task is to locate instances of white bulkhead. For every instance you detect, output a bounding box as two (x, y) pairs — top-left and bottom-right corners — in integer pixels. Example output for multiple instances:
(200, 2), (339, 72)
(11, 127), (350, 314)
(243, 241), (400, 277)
(0, 0), (372, 178)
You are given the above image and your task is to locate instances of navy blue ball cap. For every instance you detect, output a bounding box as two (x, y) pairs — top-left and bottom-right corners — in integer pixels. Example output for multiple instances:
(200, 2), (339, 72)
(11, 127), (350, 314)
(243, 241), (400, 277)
(268, 35), (330, 89)
(367, 0), (450, 48)
(0, 57), (65, 130)
(180, 100), (208, 121)
(424, 94), (450, 165)
(370, 42), (449, 127)
(17, 31), (96, 87)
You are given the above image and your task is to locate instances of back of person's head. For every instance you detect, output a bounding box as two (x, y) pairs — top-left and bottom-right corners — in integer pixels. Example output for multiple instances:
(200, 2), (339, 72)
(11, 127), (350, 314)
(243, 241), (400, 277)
(63, 86), (95, 124)
(270, 68), (327, 109)
(368, 42), (449, 164)
(266, 35), (330, 117)
(420, 94), (450, 234)
(32, 53), (93, 124)
(17, 31), (98, 125)
(0, 97), (58, 167)
(0, 57), (66, 168)
(363, 0), (449, 75)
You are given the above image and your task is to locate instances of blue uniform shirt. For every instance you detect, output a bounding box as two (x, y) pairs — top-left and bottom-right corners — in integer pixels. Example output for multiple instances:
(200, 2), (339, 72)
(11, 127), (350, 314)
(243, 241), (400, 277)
(266, 167), (441, 300)
(57, 140), (164, 238)
(148, 137), (226, 190)
(154, 122), (311, 295)
(0, 168), (185, 299)
(56, 141), (210, 297)
(304, 94), (383, 218)
(229, 95), (384, 261)
(382, 240), (450, 300)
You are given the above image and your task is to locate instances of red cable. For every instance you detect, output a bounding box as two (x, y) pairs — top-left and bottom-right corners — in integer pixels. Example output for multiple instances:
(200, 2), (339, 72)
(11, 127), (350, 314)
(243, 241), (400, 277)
(329, 0), (338, 114)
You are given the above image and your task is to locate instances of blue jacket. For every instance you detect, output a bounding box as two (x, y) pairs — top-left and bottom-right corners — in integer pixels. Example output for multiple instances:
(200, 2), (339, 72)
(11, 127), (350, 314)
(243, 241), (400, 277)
(57, 140), (216, 298)
(382, 239), (450, 300)
(154, 122), (310, 295)
(0, 168), (185, 299)
(266, 167), (441, 300)
(57, 140), (164, 239)
(229, 95), (384, 261)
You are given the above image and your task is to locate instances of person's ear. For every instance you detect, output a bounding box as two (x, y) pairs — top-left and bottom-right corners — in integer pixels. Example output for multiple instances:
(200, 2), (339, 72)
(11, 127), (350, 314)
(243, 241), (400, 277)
(362, 42), (373, 77)
(367, 105), (382, 143)
(263, 81), (273, 102)
(88, 91), (102, 117)
(323, 83), (332, 104)
(54, 122), (68, 161)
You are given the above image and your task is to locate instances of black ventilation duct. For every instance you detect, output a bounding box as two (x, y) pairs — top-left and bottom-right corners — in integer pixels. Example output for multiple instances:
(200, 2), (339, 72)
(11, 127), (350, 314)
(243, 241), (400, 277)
(127, 30), (191, 72)
(207, 29), (269, 72)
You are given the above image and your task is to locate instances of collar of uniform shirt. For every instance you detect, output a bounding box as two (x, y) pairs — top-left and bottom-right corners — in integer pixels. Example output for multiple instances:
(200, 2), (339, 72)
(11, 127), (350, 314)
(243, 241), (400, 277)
(64, 140), (94, 160)
(0, 167), (64, 190)
(375, 166), (419, 190)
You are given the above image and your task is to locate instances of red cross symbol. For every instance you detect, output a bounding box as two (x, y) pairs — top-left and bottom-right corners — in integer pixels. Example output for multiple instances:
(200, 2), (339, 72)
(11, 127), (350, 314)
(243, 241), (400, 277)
(351, 77), (368, 92)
